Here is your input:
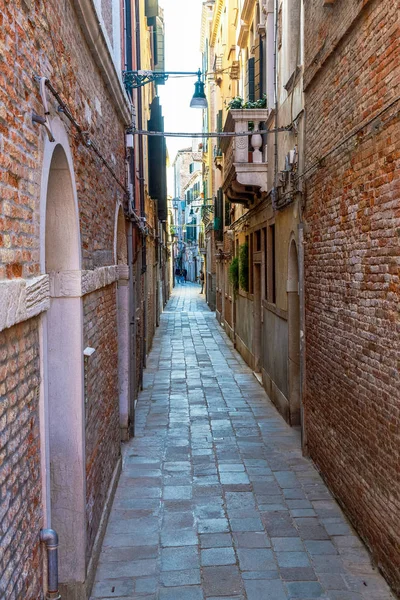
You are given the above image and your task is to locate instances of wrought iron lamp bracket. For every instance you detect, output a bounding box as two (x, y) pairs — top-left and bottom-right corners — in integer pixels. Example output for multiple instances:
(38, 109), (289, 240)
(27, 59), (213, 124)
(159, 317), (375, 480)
(123, 71), (170, 90)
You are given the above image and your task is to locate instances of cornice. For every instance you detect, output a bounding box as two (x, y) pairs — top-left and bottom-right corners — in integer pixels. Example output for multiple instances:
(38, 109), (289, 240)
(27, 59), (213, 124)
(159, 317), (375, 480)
(238, 0), (257, 47)
(210, 0), (224, 47)
(73, 0), (131, 125)
(241, 0), (257, 24)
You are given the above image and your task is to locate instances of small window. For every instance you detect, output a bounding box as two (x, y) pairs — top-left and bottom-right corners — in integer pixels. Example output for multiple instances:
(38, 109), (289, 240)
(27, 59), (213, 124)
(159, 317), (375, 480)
(255, 230), (261, 252)
(189, 163), (194, 174)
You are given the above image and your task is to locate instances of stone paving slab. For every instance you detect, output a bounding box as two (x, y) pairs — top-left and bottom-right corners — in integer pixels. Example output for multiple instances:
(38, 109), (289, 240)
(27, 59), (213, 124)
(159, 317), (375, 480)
(90, 284), (395, 600)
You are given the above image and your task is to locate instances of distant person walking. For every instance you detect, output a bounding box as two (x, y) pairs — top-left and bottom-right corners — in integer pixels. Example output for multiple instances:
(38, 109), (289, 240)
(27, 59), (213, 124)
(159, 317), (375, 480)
(182, 268), (187, 283)
(199, 269), (204, 294)
(175, 267), (181, 285)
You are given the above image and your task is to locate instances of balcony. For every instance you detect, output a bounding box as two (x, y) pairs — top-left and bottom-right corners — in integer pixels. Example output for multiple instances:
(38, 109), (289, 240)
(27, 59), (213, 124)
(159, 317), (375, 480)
(220, 109), (269, 206)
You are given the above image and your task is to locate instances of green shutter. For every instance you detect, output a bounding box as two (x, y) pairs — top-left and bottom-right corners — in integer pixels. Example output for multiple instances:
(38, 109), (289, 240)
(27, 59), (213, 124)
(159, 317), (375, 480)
(247, 58), (255, 102)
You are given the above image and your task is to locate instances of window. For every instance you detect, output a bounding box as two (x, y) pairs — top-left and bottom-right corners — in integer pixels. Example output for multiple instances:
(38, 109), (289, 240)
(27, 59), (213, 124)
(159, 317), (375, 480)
(254, 36), (264, 100)
(246, 57), (255, 103)
(267, 224), (276, 304)
(255, 230), (261, 252)
(189, 162), (195, 174)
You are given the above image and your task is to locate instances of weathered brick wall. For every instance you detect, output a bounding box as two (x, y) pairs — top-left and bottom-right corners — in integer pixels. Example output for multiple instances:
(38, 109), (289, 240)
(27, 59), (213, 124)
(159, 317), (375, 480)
(304, 0), (400, 593)
(0, 0), (126, 595)
(0, 0), (126, 278)
(0, 319), (42, 600)
(84, 285), (120, 561)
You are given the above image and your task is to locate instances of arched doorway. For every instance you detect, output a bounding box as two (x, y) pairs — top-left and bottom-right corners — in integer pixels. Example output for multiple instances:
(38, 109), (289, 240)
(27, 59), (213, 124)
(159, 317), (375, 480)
(43, 143), (86, 589)
(288, 239), (301, 426)
(115, 205), (130, 440)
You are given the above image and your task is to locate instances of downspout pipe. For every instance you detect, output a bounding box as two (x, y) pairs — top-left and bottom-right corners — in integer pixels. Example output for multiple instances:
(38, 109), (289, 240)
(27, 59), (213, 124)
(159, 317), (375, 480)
(134, 0), (146, 382)
(272, 0), (279, 209)
(135, 0), (145, 219)
(127, 222), (136, 437)
(40, 529), (61, 600)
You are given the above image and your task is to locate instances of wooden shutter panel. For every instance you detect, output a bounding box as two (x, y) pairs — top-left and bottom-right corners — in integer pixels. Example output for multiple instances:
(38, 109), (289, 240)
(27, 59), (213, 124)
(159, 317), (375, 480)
(254, 36), (263, 100)
(247, 58), (255, 102)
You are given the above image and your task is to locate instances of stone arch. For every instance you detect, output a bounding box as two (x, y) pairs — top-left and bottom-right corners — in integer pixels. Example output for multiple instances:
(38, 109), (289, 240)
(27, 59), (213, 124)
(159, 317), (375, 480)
(115, 203), (131, 440)
(39, 118), (86, 591)
(287, 236), (301, 426)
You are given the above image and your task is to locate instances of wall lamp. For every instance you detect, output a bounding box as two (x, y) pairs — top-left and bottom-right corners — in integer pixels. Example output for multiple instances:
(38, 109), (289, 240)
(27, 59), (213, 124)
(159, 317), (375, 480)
(123, 69), (208, 109)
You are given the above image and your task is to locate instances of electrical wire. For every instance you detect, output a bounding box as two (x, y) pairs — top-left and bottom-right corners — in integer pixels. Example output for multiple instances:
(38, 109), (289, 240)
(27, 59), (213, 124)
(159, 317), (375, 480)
(41, 78), (128, 193)
(132, 126), (292, 138)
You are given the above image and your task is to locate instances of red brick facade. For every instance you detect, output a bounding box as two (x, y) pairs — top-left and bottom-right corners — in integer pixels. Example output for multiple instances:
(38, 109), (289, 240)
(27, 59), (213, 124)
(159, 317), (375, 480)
(0, 319), (42, 599)
(0, 0), (128, 596)
(84, 285), (120, 562)
(304, 0), (400, 592)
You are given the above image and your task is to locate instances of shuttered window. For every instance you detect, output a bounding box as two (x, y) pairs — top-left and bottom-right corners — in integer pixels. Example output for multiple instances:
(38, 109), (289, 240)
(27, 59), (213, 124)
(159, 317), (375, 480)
(247, 58), (255, 103)
(254, 36), (264, 100)
(214, 188), (223, 241)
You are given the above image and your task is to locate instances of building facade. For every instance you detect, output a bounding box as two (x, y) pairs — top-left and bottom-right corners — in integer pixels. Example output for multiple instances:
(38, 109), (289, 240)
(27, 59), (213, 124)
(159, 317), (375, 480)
(201, 0), (304, 425)
(303, 0), (400, 593)
(201, 0), (400, 595)
(172, 145), (204, 282)
(0, 0), (168, 598)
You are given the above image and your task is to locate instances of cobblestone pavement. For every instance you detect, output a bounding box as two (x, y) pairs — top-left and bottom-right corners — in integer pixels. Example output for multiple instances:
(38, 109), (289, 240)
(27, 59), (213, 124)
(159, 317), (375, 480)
(91, 284), (395, 600)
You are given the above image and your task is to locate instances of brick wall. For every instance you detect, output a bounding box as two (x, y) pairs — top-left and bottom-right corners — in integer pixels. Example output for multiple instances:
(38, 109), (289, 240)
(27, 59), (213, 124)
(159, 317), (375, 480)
(84, 285), (120, 562)
(304, 0), (400, 593)
(0, 319), (42, 600)
(0, 0), (127, 595)
(0, 0), (126, 279)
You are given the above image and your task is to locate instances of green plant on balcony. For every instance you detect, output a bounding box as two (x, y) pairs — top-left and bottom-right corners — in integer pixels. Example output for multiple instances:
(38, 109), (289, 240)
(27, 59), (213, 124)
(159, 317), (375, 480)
(239, 243), (249, 292)
(228, 256), (239, 295)
(227, 95), (267, 110)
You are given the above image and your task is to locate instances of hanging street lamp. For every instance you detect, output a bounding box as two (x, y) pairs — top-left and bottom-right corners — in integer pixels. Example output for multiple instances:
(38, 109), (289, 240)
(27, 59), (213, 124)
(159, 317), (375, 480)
(123, 69), (208, 110)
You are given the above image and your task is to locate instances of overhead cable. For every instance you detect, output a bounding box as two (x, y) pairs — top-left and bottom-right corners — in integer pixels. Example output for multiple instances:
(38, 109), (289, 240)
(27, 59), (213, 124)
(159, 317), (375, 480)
(132, 126), (292, 138)
(36, 76), (128, 194)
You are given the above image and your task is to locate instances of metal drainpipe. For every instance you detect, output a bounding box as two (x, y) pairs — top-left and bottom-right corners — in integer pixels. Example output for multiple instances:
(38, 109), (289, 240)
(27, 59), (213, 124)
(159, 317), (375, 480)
(273, 0), (279, 209)
(135, 0), (147, 387)
(127, 222), (136, 437)
(298, 222), (307, 453)
(135, 0), (147, 374)
(40, 529), (61, 600)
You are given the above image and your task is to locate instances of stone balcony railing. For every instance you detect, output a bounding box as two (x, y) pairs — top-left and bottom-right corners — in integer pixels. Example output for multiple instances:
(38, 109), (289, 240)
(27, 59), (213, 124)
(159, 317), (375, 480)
(220, 109), (269, 205)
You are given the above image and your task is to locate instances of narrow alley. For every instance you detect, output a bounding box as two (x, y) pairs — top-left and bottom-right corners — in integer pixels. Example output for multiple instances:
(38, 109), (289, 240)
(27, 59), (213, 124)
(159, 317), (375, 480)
(91, 284), (394, 600)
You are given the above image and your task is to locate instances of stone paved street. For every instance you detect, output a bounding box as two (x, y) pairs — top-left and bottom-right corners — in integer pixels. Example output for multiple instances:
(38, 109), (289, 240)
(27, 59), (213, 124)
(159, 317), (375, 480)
(91, 284), (394, 600)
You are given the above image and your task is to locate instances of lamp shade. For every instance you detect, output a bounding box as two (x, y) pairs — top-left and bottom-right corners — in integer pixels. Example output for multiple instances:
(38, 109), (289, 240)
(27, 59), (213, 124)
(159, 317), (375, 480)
(190, 78), (208, 109)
